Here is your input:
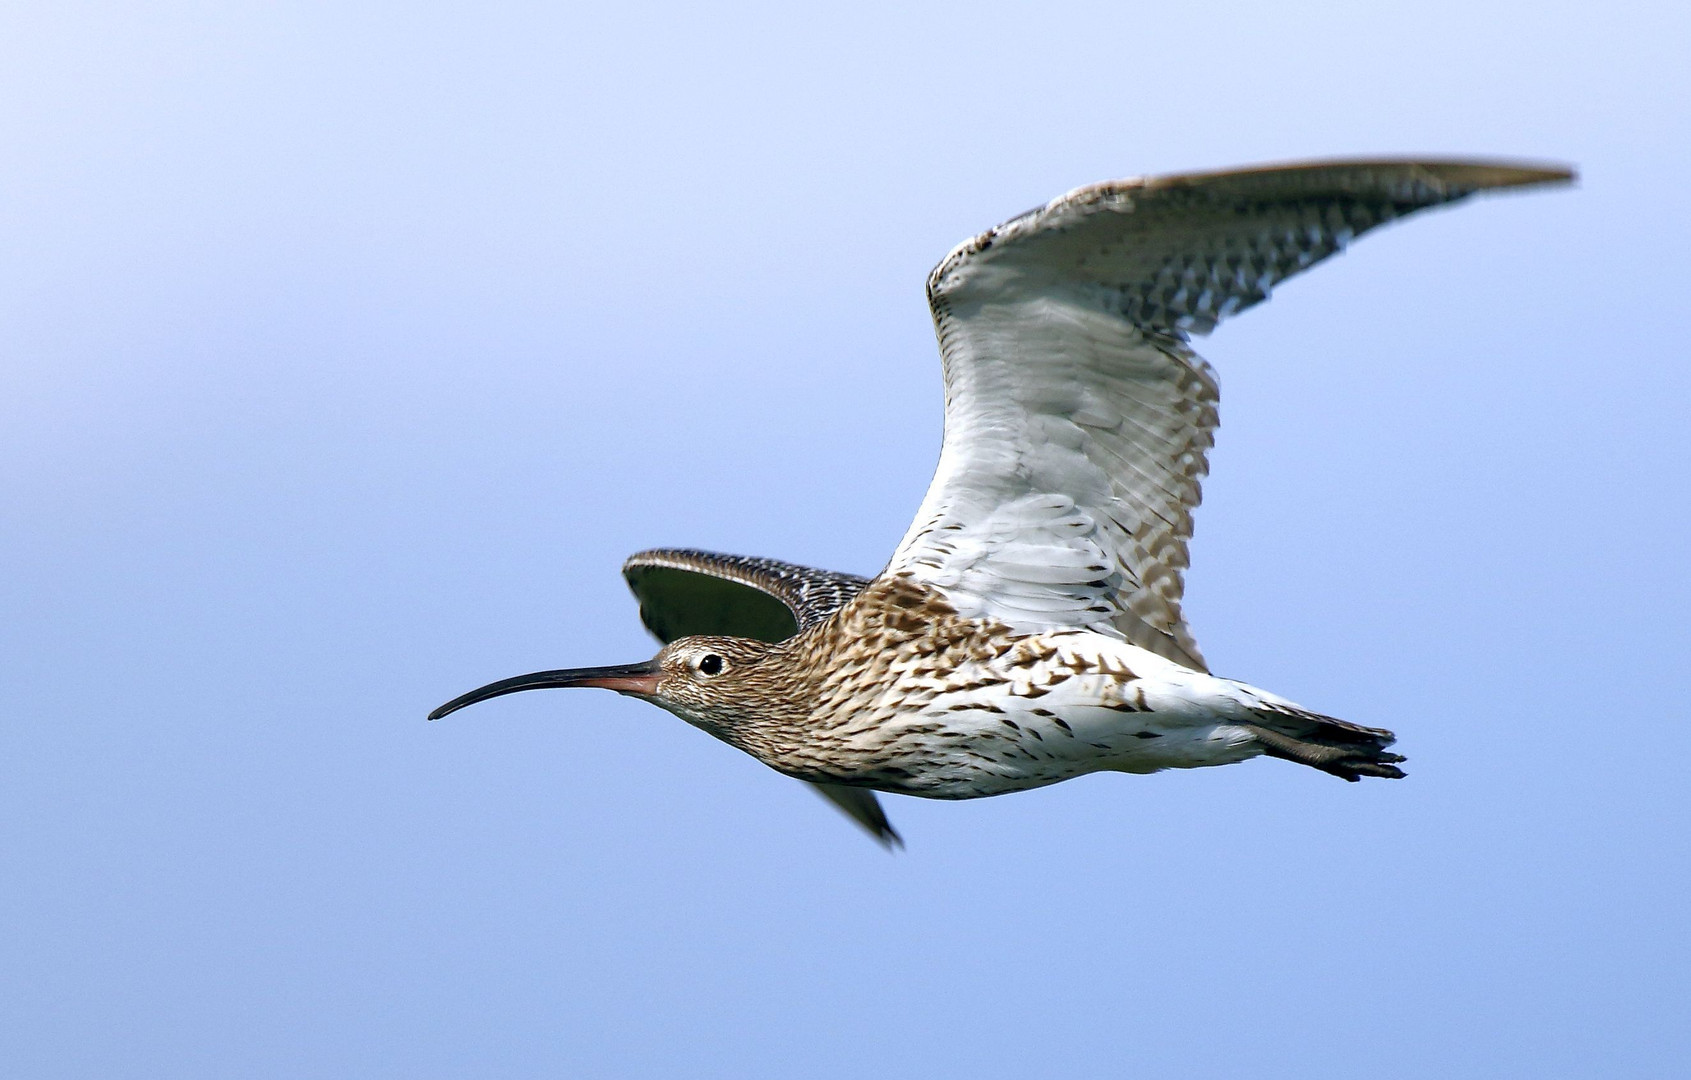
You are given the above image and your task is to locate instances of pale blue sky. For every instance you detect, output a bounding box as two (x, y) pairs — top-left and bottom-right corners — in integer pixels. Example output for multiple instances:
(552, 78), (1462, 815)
(3, 2), (1687, 1077)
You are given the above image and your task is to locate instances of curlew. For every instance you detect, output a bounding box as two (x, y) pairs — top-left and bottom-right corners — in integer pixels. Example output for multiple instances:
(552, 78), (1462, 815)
(431, 158), (1572, 846)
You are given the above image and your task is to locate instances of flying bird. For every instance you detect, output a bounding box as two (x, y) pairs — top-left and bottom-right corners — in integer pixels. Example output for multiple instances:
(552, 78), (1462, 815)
(431, 158), (1572, 846)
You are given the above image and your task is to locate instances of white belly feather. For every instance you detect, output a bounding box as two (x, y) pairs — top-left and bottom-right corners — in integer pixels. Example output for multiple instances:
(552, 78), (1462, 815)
(871, 632), (1282, 798)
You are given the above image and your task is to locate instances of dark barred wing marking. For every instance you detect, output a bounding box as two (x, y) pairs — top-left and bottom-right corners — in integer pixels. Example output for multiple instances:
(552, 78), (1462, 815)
(930, 160), (1570, 339)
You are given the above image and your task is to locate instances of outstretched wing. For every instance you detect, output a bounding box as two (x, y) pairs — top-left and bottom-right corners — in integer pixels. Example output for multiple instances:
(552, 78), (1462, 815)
(621, 548), (899, 847)
(886, 158), (1573, 670)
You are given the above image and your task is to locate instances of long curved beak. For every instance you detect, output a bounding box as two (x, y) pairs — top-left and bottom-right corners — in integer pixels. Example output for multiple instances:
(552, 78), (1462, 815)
(427, 659), (662, 721)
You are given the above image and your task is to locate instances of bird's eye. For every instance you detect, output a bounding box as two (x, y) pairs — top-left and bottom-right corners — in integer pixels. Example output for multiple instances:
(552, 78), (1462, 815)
(697, 654), (725, 676)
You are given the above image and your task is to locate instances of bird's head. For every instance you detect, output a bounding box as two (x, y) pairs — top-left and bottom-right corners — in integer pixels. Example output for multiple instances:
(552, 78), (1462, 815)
(428, 635), (793, 740)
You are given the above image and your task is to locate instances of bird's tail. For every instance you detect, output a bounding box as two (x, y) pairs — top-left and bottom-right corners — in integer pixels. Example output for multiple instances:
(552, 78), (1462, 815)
(1242, 704), (1406, 782)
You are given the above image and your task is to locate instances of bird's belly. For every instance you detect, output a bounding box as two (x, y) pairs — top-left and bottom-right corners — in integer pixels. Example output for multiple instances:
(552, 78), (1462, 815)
(812, 642), (1266, 799)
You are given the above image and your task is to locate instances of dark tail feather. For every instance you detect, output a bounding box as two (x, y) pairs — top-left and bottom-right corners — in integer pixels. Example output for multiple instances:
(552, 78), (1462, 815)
(1243, 706), (1406, 782)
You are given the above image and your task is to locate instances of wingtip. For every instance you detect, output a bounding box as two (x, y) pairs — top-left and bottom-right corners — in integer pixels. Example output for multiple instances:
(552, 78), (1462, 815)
(1375, 156), (1580, 195)
(1131, 155), (1579, 197)
(1454, 159), (1578, 189)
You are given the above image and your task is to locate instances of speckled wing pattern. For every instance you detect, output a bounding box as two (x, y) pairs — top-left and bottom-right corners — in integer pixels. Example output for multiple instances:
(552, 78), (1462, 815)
(886, 159), (1573, 671)
(622, 548), (899, 846)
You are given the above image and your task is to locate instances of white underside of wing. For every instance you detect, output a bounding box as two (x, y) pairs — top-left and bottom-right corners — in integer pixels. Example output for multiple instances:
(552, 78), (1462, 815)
(888, 291), (1215, 668)
(884, 159), (1571, 675)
